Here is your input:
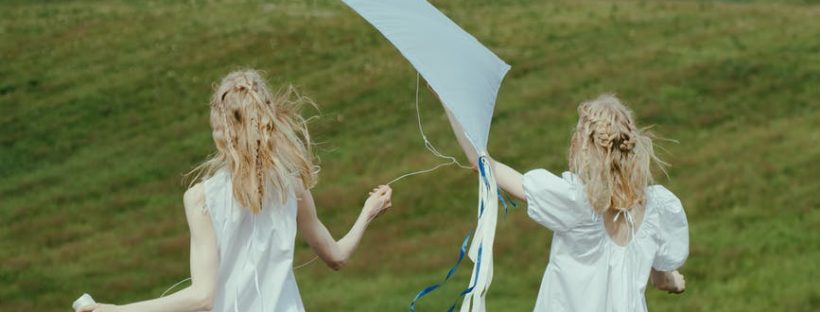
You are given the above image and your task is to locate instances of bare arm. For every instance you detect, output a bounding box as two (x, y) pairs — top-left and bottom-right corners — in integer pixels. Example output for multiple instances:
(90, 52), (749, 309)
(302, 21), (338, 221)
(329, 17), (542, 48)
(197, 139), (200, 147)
(78, 183), (218, 312)
(296, 185), (392, 270)
(445, 109), (525, 201)
(650, 269), (686, 294)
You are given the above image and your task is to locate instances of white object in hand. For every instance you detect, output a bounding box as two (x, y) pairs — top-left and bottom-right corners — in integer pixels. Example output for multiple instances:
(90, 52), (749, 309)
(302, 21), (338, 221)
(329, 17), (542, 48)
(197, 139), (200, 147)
(72, 293), (96, 310)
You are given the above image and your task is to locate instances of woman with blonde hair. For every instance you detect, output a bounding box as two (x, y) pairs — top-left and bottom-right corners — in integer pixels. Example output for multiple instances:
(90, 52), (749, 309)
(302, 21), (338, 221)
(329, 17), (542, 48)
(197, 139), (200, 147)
(446, 94), (688, 311)
(78, 69), (393, 312)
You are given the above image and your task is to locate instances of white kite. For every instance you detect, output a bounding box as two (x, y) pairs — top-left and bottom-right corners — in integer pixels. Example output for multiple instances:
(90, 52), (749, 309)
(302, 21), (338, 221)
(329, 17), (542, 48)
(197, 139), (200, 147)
(341, 0), (510, 311)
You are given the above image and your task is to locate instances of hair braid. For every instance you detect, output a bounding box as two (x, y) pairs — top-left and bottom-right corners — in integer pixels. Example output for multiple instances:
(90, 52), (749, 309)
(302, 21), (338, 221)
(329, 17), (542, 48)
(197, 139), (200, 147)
(568, 94), (666, 215)
(187, 69), (318, 214)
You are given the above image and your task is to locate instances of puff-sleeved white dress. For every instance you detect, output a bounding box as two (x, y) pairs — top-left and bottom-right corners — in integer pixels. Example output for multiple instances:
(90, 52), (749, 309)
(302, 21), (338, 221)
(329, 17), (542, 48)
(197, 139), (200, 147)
(522, 169), (689, 312)
(203, 169), (305, 312)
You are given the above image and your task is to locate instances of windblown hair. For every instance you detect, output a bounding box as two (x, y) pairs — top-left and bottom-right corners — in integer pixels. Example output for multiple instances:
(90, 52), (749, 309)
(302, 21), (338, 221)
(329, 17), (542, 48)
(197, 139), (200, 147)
(189, 70), (318, 213)
(568, 95), (666, 215)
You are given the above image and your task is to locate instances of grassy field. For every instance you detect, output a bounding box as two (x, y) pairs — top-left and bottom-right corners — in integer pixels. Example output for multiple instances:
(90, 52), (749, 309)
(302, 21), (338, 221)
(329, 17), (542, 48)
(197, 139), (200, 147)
(1, 0), (819, 311)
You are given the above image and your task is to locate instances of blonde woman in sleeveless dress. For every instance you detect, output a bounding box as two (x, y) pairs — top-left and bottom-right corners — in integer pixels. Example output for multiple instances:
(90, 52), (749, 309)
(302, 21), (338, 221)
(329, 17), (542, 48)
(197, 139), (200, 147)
(446, 95), (688, 311)
(77, 70), (393, 312)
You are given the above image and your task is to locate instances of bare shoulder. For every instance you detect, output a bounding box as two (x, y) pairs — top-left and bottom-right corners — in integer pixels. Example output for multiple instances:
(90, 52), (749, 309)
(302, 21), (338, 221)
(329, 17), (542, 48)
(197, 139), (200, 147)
(183, 182), (215, 235)
(293, 179), (309, 200)
(293, 181), (316, 217)
(184, 182), (206, 212)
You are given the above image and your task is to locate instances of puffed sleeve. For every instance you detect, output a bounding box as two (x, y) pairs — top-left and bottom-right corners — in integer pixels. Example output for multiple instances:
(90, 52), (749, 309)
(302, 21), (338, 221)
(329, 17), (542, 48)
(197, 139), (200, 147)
(651, 186), (690, 271)
(522, 169), (591, 232)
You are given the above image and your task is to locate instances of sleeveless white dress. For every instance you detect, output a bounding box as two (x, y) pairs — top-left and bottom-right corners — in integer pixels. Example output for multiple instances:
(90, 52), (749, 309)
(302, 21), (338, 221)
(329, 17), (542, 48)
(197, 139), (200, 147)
(523, 169), (689, 312)
(203, 169), (305, 312)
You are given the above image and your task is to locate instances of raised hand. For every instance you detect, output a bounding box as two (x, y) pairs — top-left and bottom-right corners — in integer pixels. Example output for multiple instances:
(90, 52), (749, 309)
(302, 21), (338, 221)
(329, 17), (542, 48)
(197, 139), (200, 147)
(364, 185), (393, 222)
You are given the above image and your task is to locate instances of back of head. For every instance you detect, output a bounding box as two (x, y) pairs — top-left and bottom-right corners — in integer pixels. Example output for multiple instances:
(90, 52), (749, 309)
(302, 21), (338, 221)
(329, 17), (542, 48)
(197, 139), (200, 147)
(568, 95), (665, 215)
(190, 69), (318, 213)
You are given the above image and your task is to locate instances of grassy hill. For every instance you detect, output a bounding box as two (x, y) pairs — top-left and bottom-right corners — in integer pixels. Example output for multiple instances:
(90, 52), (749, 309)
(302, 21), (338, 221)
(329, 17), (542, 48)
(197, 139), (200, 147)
(1, 0), (818, 311)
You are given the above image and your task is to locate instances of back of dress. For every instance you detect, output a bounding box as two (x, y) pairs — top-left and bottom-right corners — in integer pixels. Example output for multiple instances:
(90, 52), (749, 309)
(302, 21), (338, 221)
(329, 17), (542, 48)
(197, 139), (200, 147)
(523, 169), (689, 312)
(203, 168), (305, 312)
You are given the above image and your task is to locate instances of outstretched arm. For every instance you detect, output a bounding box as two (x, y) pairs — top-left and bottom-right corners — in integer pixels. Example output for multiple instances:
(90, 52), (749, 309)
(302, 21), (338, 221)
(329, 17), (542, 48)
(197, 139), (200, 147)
(296, 185), (392, 270)
(445, 109), (525, 201)
(77, 183), (218, 312)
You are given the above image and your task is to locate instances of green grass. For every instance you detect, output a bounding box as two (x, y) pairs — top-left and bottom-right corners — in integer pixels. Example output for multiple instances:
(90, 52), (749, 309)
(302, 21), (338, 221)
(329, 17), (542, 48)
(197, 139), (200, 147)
(1, 0), (819, 311)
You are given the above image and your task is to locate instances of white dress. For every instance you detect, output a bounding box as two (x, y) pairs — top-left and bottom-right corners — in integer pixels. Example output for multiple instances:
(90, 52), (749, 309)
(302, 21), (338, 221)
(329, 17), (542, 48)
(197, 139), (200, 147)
(203, 169), (305, 312)
(522, 169), (689, 312)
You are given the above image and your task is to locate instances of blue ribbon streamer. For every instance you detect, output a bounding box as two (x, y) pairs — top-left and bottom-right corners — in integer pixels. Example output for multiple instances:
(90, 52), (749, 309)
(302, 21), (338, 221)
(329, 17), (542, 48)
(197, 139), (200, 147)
(446, 243), (483, 312)
(477, 156), (490, 191)
(411, 156), (496, 311)
(497, 188), (519, 216)
(477, 156), (490, 218)
(410, 233), (472, 312)
(498, 188), (509, 216)
(504, 190), (518, 209)
(447, 185), (487, 311)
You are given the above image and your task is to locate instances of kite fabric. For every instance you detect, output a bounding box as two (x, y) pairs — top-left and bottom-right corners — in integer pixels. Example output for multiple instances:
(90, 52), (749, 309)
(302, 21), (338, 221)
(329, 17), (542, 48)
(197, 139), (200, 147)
(341, 0), (510, 311)
(341, 0), (510, 153)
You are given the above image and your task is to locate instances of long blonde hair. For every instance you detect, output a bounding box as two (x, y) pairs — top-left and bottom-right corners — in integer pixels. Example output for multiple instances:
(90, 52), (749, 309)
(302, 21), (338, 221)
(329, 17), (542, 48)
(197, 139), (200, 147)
(568, 95), (666, 215)
(189, 69), (318, 213)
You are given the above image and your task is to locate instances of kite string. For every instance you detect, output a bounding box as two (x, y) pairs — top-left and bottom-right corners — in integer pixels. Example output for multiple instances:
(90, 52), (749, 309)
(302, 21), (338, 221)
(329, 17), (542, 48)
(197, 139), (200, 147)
(165, 74), (471, 281)
(293, 255), (319, 270)
(387, 73), (472, 186)
(298, 73), (466, 271)
(162, 254), (319, 297)
(386, 161), (461, 185)
(413, 73), (473, 170)
(160, 277), (192, 297)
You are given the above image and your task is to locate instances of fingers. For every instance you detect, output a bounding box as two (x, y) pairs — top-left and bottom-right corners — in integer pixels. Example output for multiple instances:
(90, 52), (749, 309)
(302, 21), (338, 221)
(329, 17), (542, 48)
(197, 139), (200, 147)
(369, 185), (393, 218)
(77, 304), (98, 312)
(383, 187), (393, 210)
(669, 272), (686, 294)
(366, 185), (393, 220)
(369, 185), (391, 196)
(379, 187), (392, 206)
(676, 273), (686, 293)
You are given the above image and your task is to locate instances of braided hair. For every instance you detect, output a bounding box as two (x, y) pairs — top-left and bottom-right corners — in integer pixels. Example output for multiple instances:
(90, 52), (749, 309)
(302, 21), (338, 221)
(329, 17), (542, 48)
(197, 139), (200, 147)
(189, 70), (318, 213)
(568, 95), (666, 215)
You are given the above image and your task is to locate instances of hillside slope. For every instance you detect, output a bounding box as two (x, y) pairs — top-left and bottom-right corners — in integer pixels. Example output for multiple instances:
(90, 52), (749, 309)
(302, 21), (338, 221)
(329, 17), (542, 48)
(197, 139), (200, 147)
(1, 0), (818, 311)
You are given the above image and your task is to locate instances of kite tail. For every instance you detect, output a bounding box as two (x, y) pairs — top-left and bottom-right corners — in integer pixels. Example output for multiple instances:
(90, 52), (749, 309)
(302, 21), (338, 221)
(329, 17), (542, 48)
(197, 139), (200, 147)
(409, 232), (471, 312)
(461, 155), (499, 312)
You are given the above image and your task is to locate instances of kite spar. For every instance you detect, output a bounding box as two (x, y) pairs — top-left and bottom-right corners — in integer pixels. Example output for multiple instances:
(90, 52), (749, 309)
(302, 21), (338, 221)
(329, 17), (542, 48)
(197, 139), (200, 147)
(341, 0), (510, 311)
